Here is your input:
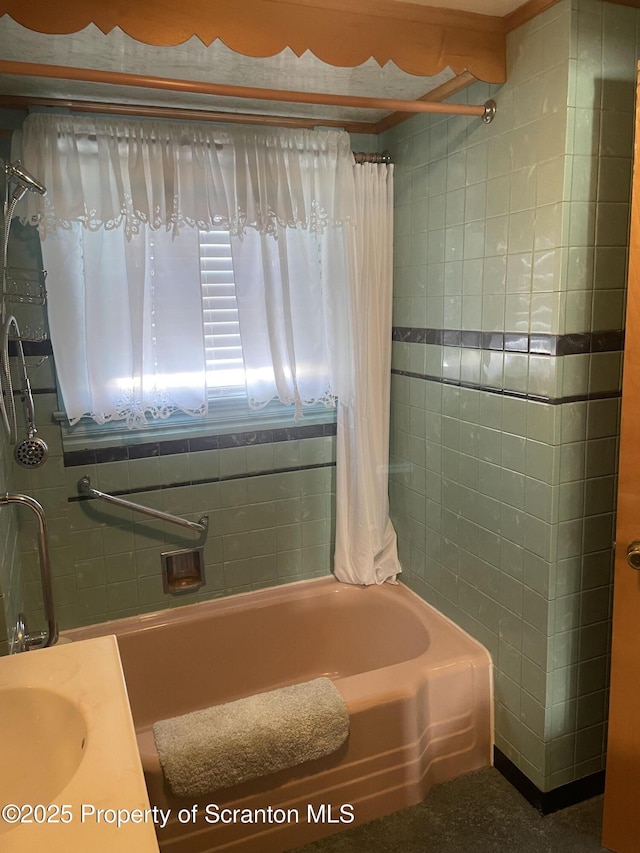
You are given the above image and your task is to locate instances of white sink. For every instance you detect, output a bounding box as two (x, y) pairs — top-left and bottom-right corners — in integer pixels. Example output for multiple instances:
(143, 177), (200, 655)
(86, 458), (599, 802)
(0, 686), (87, 815)
(0, 636), (159, 852)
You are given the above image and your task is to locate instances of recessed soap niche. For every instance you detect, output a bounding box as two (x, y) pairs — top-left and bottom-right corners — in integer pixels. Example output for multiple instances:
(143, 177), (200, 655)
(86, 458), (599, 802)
(161, 547), (205, 595)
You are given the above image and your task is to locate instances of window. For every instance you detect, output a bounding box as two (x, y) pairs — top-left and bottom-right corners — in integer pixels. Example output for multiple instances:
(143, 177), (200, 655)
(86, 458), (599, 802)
(31, 114), (350, 439)
(55, 225), (336, 447)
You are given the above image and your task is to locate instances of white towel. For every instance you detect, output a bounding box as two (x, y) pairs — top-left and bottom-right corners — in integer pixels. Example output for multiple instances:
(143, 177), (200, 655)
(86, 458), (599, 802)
(152, 677), (349, 797)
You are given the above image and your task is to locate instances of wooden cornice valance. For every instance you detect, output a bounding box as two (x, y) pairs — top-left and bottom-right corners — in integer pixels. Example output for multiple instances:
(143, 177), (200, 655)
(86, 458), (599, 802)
(0, 0), (507, 83)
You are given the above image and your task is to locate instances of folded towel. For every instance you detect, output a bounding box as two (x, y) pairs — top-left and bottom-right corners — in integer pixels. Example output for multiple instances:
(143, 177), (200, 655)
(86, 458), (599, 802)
(152, 677), (349, 798)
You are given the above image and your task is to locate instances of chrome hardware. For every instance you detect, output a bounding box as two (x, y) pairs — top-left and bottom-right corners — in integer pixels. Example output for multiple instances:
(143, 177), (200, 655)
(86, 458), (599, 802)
(12, 612), (49, 653)
(353, 150), (392, 165)
(0, 494), (57, 650)
(78, 475), (208, 534)
(13, 612), (28, 653)
(162, 547), (205, 594)
(5, 266), (47, 306)
(482, 99), (497, 124)
(627, 541), (640, 570)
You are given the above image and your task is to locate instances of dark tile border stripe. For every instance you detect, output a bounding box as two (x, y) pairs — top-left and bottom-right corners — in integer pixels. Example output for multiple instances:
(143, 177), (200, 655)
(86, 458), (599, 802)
(67, 460), (336, 503)
(392, 327), (624, 356)
(391, 368), (622, 405)
(63, 421), (338, 468)
(494, 747), (605, 815)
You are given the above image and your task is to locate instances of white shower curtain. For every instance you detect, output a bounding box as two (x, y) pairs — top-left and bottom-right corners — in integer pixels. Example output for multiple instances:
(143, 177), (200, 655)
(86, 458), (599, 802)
(333, 163), (401, 585)
(229, 159), (401, 585)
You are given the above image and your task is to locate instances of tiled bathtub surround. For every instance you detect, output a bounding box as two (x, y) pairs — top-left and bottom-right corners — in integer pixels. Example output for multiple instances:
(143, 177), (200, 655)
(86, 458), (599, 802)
(15, 395), (337, 632)
(383, 0), (635, 793)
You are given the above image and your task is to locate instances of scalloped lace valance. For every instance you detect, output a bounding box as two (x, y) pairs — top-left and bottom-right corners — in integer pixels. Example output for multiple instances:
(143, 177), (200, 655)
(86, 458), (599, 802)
(13, 114), (355, 239)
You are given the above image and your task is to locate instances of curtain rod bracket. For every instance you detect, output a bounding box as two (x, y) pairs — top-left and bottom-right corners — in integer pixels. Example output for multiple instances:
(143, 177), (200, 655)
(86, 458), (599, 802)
(482, 99), (497, 124)
(353, 149), (392, 165)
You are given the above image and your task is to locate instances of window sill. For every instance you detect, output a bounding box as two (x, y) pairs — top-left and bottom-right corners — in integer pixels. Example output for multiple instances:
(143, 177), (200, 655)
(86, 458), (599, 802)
(54, 397), (337, 453)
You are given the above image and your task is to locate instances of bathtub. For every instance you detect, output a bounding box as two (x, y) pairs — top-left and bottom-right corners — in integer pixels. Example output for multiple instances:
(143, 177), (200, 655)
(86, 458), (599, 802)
(64, 577), (493, 852)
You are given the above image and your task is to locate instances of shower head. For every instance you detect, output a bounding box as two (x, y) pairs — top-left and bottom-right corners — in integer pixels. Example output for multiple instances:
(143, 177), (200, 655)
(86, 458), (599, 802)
(2, 315), (49, 468)
(6, 162), (47, 199)
(14, 436), (48, 468)
(13, 384), (48, 468)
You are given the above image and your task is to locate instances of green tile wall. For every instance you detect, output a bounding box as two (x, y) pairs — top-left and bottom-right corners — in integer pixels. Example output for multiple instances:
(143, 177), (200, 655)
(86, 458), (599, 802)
(384, 0), (635, 792)
(15, 390), (336, 630)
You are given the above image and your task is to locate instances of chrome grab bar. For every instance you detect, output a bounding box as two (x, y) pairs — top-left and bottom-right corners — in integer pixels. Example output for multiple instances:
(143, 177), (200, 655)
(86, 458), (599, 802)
(78, 476), (208, 534)
(0, 492), (57, 650)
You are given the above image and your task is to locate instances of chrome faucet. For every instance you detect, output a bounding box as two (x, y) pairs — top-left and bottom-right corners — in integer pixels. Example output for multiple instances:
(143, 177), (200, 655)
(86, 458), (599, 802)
(0, 493), (57, 651)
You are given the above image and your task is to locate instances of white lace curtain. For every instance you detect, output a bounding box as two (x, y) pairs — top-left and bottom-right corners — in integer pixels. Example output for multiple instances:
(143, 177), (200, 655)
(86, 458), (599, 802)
(229, 223), (353, 418)
(14, 114), (354, 425)
(15, 113), (400, 585)
(17, 114), (354, 238)
(41, 222), (208, 428)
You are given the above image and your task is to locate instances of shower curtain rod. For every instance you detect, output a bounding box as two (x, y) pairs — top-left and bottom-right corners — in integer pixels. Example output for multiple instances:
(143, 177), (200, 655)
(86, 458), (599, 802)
(0, 60), (497, 123)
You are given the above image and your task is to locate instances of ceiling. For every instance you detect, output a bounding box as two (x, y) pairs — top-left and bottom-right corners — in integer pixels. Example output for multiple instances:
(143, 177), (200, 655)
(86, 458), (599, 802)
(0, 0), (535, 131)
(396, 0), (528, 12)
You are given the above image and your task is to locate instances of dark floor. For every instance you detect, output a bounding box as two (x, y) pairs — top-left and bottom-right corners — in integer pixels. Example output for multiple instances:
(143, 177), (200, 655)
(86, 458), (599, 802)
(292, 768), (613, 853)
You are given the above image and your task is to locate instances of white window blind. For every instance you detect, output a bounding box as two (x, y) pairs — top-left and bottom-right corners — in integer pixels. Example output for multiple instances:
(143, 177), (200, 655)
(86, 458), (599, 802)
(198, 227), (245, 392)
